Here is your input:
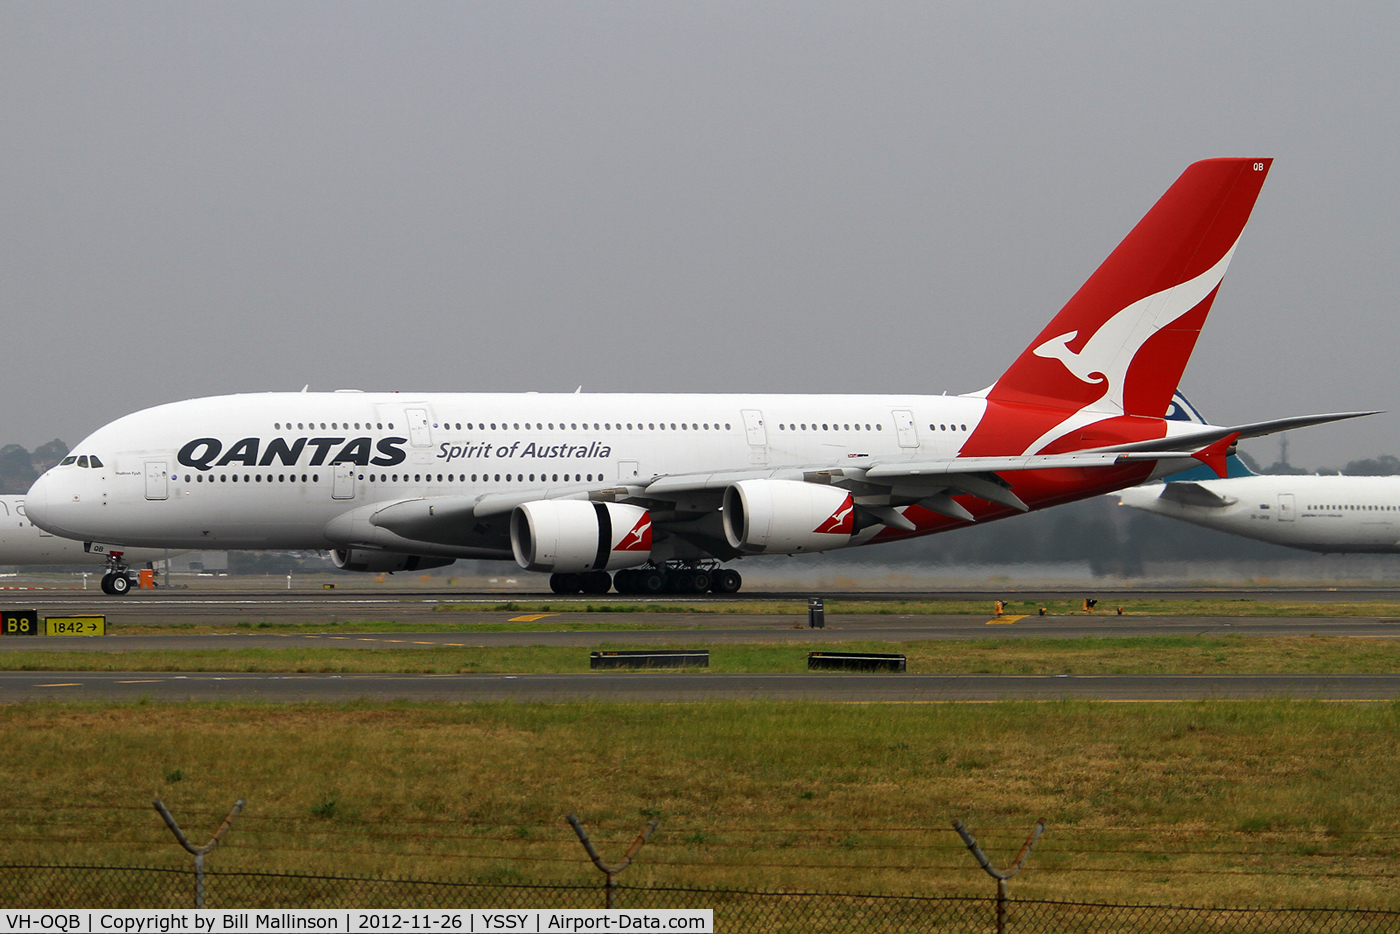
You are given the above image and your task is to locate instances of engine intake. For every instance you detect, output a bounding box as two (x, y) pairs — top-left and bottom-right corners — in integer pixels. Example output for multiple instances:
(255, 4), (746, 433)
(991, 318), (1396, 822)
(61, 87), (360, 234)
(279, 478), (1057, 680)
(330, 549), (456, 574)
(511, 500), (653, 573)
(723, 479), (855, 554)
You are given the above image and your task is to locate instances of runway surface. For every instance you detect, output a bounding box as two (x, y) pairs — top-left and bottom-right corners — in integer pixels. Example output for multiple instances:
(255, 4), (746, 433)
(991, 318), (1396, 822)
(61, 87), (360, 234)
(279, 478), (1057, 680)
(4, 670), (1399, 702)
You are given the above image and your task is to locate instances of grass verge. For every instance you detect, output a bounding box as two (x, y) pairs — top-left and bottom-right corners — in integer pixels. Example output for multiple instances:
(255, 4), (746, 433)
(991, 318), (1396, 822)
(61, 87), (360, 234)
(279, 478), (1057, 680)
(2, 699), (1398, 908)
(2, 636), (1398, 674)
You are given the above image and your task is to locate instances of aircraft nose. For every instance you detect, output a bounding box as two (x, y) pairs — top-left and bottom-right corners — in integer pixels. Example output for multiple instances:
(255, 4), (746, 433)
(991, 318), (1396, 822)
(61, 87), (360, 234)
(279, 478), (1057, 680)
(24, 471), (58, 534)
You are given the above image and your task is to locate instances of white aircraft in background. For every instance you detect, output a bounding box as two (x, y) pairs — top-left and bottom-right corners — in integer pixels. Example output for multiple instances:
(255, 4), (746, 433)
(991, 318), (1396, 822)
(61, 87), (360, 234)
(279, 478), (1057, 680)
(0, 495), (173, 570)
(1121, 397), (1400, 553)
(23, 158), (1375, 595)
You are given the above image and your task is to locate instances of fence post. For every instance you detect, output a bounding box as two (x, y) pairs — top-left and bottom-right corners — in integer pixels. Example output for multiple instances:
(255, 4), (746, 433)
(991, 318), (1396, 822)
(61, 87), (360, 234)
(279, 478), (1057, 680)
(952, 818), (1044, 934)
(154, 798), (245, 908)
(566, 813), (660, 908)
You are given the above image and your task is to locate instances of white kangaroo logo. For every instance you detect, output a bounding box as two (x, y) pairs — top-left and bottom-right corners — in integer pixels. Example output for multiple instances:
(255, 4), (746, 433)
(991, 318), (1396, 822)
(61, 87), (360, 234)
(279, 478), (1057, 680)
(1021, 240), (1238, 455)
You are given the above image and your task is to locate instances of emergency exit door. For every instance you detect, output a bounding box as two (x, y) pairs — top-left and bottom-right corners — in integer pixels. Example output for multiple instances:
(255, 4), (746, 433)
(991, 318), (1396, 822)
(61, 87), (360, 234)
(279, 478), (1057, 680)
(1278, 493), (1295, 522)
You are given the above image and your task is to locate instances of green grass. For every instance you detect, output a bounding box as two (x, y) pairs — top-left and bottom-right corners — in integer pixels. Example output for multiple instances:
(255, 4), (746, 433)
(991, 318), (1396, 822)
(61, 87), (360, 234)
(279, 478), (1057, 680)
(4, 636), (1399, 674)
(3, 699), (1400, 908)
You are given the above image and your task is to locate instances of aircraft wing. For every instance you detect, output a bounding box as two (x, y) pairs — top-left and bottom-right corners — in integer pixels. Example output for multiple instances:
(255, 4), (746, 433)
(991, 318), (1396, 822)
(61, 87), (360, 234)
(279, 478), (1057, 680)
(358, 411), (1377, 543)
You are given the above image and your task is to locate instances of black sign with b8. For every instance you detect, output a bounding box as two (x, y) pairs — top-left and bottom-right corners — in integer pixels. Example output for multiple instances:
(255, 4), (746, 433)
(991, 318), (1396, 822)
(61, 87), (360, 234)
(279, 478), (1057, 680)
(1, 610), (40, 636)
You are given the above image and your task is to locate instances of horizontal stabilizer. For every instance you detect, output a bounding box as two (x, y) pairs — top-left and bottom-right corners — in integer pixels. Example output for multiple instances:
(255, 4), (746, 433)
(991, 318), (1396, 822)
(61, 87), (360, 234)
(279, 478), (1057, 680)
(1097, 411), (1380, 454)
(1158, 482), (1237, 508)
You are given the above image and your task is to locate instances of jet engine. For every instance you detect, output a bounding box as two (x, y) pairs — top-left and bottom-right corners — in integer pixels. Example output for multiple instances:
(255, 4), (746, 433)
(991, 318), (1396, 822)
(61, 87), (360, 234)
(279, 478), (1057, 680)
(510, 501), (653, 573)
(330, 549), (456, 573)
(722, 479), (855, 554)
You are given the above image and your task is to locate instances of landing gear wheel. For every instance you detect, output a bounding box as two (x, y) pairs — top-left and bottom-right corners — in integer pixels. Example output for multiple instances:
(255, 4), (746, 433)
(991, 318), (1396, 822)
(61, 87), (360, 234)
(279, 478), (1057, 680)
(550, 573), (583, 595)
(109, 574), (132, 596)
(711, 569), (742, 594)
(641, 570), (666, 594)
(689, 570), (712, 594)
(615, 569), (642, 594)
(668, 570), (695, 593)
(582, 571), (613, 594)
(100, 573), (115, 595)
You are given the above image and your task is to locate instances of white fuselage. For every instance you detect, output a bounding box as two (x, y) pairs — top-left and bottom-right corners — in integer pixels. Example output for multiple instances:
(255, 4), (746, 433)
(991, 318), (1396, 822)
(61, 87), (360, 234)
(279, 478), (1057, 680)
(0, 495), (173, 565)
(25, 391), (998, 555)
(1120, 474), (1400, 553)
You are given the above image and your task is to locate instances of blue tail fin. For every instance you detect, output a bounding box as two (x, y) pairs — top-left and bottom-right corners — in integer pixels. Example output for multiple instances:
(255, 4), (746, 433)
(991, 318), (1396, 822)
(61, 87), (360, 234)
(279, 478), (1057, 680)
(1164, 390), (1255, 479)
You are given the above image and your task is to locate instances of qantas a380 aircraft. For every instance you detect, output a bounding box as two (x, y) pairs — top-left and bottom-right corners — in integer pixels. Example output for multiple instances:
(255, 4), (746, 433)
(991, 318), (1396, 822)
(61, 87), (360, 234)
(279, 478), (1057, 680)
(24, 158), (1375, 595)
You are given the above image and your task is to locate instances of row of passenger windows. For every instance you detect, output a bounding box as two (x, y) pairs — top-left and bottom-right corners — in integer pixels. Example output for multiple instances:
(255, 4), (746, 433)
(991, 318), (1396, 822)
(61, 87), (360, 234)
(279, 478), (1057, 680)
(931, 423), (968, 432)
(59, 455), (103, 467)
(271, 420), (732, 432)
(274, 422), (393, 431)
(1308, 504), (1398, 511)
(177, 474), (320, 484)
(360, 472), (598, 483)
(779, 423), (881, 432)
(173, 472), (601, 486)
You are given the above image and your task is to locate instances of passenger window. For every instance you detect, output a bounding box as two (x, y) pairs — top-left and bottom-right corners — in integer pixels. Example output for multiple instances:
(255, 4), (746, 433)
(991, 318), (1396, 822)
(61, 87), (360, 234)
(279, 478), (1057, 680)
(414, 474), (421, 482)
(552, 474), (558, 482)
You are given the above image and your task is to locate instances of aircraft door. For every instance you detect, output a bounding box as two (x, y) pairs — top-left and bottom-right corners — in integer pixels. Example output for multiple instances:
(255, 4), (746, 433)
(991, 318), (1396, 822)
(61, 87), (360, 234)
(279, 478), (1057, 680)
(1278, 493), (1295, 522)
(893, 410), (919, 448)
(619, 460), (640, 481)
(332, 464), (356, 500)
(741, 410), (768, 465)
(405, 408), (432, 447)
(144, 461), (169, 501)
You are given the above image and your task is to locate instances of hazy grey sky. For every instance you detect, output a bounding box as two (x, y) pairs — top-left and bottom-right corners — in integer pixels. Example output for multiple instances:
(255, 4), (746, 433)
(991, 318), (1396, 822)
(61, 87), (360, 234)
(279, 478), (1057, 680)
(2, 3), (1396, 468)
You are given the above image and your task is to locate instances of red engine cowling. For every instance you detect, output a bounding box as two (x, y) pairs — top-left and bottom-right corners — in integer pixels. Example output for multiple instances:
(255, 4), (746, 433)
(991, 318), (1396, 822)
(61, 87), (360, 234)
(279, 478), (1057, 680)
(510, 501), (653, 573)
(330, 549), (456, 573)
(723, 479), (855, 554)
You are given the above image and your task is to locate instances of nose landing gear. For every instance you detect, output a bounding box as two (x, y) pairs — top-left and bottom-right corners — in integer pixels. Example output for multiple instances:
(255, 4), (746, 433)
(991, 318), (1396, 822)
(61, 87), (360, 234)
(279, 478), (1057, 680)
(99, 552), (135, 596)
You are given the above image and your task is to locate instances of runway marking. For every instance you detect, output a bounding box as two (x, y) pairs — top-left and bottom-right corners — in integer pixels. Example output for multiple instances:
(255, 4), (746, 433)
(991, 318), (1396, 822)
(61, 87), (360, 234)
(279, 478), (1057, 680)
(357, 638), (378, 642)
(986, 615), (1028, 625)
(444, 643), (464, 647)
(117, 680), (162, 684)
(384, 640), (405, 643)
(36, 683), (81, 687)
(329, 637), (348, 640)
(509, 614), (558, 622)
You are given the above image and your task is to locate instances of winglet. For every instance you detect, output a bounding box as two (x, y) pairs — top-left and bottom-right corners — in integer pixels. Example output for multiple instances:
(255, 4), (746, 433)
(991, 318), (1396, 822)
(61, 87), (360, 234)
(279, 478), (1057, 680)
(1191, 432), (1239, 479)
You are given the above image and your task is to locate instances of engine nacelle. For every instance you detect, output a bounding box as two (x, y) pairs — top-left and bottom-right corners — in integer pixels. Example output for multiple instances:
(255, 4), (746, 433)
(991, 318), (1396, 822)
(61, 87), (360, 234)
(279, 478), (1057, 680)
(330, 549), (456, 574)
(723, 479), (855, 554)
(511, 501), (653, 573)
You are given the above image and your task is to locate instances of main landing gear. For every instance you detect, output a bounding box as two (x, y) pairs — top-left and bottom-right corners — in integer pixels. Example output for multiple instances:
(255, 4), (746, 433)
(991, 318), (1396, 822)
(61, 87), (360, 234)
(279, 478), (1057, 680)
(548, 562), (743, 595)
(99, 553), (136, 596)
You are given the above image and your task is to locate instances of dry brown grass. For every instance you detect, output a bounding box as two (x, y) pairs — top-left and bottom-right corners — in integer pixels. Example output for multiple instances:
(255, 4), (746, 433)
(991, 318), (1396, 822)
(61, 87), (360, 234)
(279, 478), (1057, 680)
(3, 700), (1399, 909)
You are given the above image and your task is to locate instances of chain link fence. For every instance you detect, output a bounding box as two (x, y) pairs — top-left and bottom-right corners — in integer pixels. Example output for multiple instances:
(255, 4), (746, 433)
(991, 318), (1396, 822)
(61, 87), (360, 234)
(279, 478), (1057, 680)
(3, 865), (1400, 932)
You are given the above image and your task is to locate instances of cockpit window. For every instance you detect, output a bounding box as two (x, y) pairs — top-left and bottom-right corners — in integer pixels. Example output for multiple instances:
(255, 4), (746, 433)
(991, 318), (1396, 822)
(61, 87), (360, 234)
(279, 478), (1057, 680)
(88, 456), (103, 468)
(60, 456), (77, 466)
(77, 456), (89, 468)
